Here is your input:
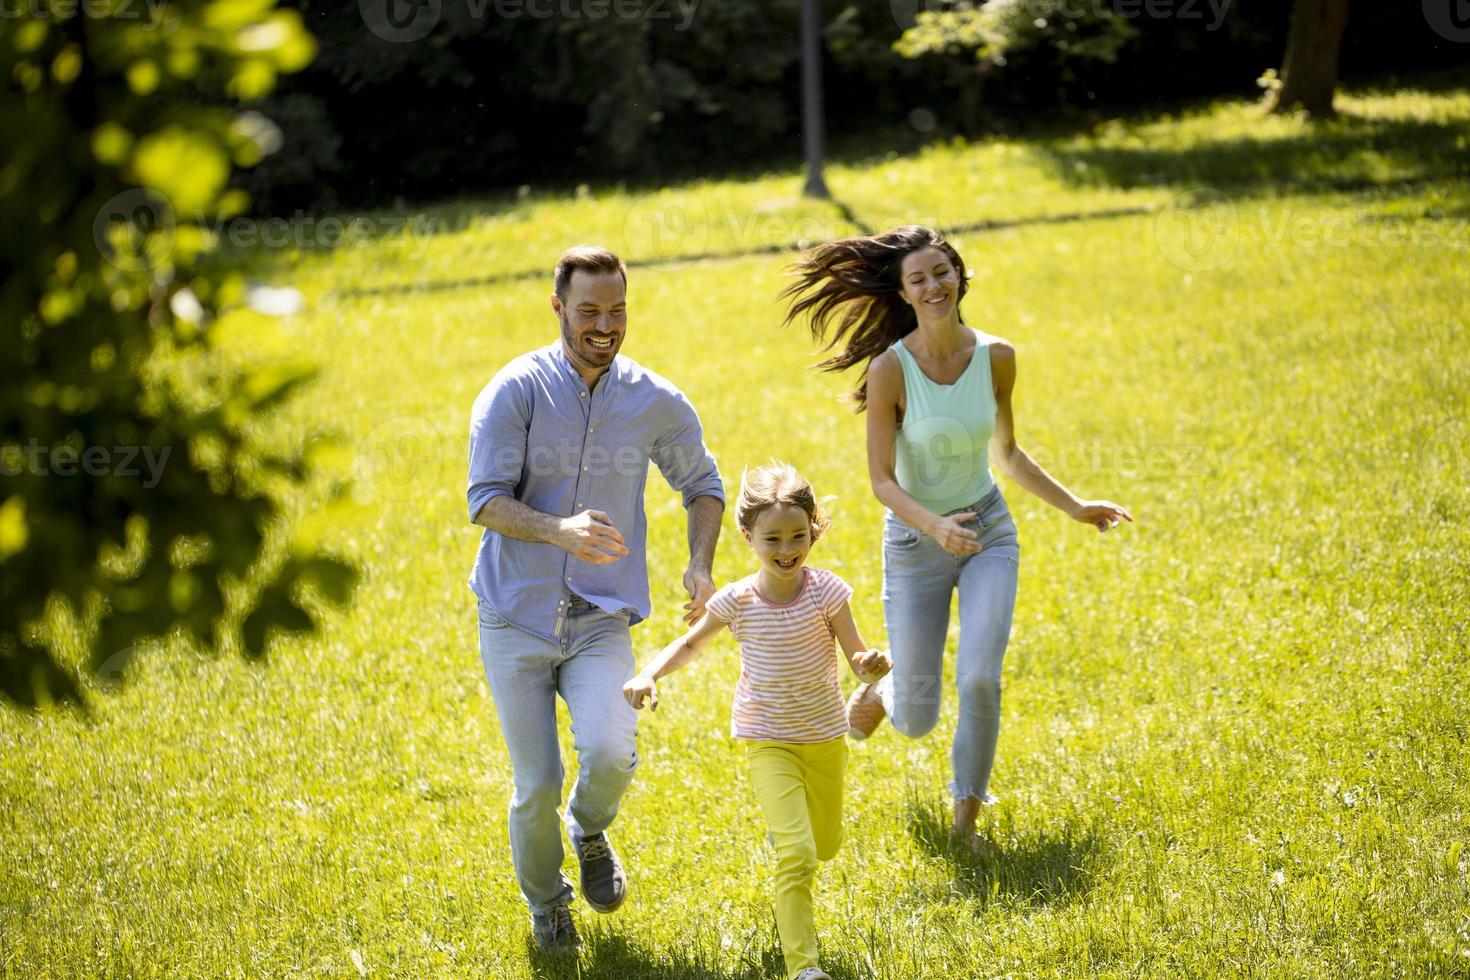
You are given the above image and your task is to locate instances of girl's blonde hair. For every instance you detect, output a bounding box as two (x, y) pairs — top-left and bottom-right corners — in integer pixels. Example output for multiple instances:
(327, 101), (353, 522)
(736, 461), (831, 542)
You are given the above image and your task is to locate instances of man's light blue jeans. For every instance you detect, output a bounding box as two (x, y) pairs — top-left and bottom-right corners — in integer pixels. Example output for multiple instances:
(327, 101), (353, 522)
(477, 594), (639, 914)
(879, 484), (1020, 802)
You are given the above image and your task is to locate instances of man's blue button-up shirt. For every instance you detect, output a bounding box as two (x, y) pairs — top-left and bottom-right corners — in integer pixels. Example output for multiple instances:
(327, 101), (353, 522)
(467, 343), (725, 641)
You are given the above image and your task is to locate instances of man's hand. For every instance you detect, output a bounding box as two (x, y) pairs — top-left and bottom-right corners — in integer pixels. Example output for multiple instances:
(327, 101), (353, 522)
(557, 510), (629, 563)
(623, 674), (658, 711)
(682, 565), (715, 625)
(851, 648), (892, 684)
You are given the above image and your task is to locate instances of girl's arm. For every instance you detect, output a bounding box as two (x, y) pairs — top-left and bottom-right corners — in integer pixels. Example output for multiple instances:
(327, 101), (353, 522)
(988, 341), (1134, 532)
(829, 601), (892, 684)
(622, 611), (730, 711)
(866, 351), (984, 556)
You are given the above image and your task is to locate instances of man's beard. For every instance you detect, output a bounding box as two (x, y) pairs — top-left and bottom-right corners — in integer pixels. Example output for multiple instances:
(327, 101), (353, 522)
(561, 313), (617, 367)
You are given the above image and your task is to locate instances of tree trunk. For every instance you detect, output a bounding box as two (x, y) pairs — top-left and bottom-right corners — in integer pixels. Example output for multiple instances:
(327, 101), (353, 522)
(1270, 0), (1350, 116)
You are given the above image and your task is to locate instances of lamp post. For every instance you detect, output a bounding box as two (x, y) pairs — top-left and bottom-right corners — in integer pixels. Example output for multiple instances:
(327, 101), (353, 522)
(800, 0), (830, 199)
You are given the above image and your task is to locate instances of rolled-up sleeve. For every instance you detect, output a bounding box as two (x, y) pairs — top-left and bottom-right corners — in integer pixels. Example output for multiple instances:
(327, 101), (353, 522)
(650, 390), (725, 508)
(467, 371), (531, 522)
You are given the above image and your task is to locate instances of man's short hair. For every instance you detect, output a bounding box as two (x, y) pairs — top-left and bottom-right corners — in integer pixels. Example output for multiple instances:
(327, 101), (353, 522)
(554, 246), (628, 301)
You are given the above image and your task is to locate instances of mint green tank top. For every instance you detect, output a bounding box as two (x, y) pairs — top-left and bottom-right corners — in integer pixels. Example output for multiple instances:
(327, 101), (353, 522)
(891, 331), (997, 515)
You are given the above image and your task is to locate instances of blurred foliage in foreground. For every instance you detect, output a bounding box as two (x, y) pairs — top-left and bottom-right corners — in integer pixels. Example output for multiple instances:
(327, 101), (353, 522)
(0, 0), (357, 709)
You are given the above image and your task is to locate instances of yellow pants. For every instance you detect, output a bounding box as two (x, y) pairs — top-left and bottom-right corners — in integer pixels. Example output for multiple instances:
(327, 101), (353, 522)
(745, 736), (848, 980)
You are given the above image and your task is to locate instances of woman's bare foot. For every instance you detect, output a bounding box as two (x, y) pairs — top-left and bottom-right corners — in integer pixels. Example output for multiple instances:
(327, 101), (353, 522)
(953, 795), (982, 837)
(951, 795), (998, 855)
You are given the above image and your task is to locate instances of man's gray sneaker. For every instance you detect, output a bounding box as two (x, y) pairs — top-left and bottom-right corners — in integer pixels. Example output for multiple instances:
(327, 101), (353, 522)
(530, 902), (579, 952)
(575, 832), (627, 912)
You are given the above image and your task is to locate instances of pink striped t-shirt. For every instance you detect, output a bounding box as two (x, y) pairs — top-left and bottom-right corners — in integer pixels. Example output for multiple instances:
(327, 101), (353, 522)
(704, 566), (854, 743)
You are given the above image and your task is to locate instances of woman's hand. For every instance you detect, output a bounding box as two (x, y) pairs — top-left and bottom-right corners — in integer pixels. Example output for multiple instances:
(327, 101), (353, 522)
(1070, 500), (1134, 532)
(623, 674), (659, 711)
(850, 648), (892, 684)
(928, 512), (984, 556)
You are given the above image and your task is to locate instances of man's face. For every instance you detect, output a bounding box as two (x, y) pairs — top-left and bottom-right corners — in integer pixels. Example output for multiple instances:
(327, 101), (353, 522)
(552, 269), (627, 378)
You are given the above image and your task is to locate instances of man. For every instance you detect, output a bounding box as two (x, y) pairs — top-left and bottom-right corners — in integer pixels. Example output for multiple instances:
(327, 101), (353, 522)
(467, 245), (725, 952)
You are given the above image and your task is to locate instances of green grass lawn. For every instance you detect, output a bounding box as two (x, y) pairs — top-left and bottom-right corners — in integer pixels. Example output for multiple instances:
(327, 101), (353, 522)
(4, 78), (1469, 977)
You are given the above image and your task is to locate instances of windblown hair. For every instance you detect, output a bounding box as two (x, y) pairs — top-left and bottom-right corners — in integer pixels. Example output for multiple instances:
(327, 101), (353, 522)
(780, 225), (968, 411)
(553, 245), (627, 300)
(736, 461), (831, 543)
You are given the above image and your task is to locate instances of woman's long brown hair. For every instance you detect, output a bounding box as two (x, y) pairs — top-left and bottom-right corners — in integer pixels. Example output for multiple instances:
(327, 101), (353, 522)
(780, 225), (968, 412)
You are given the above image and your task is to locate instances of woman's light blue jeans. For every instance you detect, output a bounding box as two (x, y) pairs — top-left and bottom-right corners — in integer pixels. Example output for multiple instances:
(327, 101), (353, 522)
(879, 484), (1020, 802)
(477, 594), (639, 914)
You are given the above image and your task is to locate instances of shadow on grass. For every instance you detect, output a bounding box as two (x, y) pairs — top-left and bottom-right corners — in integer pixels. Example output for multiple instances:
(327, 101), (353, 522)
(526, 925), (872, 980)
(1361, 197), (1470, 222)
(1038, 112), (1470, 198)
(905, 796), (1099, 908)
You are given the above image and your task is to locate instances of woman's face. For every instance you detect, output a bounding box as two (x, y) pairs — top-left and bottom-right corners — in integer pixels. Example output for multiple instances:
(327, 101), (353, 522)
(898, 245), (961, 322)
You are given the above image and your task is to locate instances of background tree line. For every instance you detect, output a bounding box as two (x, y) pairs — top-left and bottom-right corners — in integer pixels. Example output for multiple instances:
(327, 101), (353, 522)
(240, 0), (1461, 213)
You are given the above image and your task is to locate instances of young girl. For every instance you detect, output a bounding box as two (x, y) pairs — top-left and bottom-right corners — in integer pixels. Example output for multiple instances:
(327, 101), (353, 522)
(623, 461), (890, 980)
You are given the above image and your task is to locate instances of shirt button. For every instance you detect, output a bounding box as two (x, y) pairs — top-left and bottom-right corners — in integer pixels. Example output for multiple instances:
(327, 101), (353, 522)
(589, 426), (595, 433)
(579, 391), (587, 398)
(559, 600), (565, 606)
(577, 501), (584, 507)
(582, 465), (588, 471)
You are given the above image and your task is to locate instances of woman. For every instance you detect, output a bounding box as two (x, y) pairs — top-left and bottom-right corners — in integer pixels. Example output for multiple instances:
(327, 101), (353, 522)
(781, 226), (1132, 851)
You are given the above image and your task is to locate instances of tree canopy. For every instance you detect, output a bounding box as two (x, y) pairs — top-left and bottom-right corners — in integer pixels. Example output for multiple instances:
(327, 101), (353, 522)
(1, 0), (357, 709)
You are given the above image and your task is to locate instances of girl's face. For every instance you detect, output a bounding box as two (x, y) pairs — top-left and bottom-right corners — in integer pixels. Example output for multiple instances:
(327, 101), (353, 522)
(898, 245), (961, 322)
(743, 503), (813, 582)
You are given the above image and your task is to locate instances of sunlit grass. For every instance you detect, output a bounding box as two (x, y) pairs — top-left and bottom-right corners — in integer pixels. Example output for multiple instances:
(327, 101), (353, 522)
(4, 78), (1469, 977)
